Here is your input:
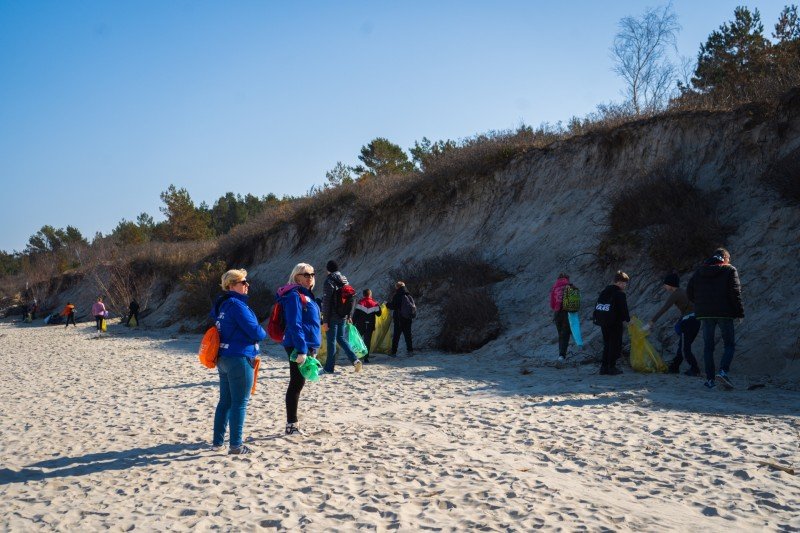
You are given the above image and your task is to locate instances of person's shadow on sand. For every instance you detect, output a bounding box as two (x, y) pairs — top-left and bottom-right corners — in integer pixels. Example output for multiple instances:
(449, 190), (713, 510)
(0, 442), (207, 485)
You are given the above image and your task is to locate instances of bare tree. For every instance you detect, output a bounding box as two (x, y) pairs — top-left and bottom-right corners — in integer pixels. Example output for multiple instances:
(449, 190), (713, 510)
(612, 3), (681, 114)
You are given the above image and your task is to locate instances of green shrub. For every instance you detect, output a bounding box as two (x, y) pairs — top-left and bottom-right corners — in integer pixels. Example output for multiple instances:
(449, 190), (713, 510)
(178, 260), (228, 318)
(438, 288), (502, 352)
(388, 253), (509, 353)
(598, 169), (733, 271)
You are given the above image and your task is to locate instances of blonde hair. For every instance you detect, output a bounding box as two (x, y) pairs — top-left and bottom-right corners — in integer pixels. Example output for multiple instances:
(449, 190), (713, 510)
(288, 263), (315, 290)
(221, 269), (247, 291)
(614, 270), (630, 283)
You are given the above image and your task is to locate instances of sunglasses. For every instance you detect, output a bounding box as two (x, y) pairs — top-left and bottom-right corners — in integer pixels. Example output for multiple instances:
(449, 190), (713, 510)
(299, 272), (315, 278)
(236, 280), (250, 286)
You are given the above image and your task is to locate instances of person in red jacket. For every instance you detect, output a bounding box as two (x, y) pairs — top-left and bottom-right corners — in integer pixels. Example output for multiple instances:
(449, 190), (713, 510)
(353, 289), (382, 363)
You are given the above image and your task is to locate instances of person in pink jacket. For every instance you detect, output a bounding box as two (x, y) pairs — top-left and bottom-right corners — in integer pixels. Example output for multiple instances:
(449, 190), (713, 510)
(549, 273), (572, 364)
(91, 296), (107, 332)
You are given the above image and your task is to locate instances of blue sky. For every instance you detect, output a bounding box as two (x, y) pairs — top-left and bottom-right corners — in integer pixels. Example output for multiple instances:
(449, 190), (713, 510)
(0, 1), (787, 252)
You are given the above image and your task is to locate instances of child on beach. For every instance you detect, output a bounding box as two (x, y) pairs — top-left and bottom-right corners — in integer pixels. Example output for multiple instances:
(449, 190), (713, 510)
(593, 271), (630, 375)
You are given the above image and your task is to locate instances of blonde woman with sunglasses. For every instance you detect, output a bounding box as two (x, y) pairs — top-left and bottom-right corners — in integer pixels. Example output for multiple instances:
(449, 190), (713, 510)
(211, 269), (266, 455)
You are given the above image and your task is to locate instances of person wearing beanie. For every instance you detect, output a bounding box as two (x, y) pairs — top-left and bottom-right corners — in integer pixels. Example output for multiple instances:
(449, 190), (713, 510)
(320, 259), (362, 374)
(648, 273), (700, 376)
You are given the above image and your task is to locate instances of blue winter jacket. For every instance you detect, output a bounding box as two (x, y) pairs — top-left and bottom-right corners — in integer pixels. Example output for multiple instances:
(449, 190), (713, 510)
(277, 283), (321, 355)
(210, 291), (266, 359)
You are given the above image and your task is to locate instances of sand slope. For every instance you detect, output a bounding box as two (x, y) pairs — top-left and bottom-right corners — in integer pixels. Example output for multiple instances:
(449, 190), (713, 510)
(1, 320), (798, 531)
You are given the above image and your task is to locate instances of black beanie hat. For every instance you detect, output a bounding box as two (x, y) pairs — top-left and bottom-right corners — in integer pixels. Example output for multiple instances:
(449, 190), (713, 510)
(663, 273), (680, 288)
(326, 260), (339, 273)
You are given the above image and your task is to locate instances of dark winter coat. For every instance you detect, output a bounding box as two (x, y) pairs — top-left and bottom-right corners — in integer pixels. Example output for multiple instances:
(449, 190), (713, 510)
(387, 286), (415, 322)
(321, 271), (354, 324)
(686, 258), (744, 319)
(593, 284), (630, 327)
(353, 296), (382, 333)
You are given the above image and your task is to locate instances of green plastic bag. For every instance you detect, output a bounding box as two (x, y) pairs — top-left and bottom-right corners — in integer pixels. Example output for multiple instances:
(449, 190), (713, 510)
(289, 350), (323, 382)
(347, 322), (368, 359)
(299, 356), (323, 382)
(628, 316), (668, 373)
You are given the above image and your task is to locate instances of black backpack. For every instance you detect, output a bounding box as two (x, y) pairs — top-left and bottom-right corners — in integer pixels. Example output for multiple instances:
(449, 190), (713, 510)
(592, 286), (615, 327)
(400, 293), (417, 319)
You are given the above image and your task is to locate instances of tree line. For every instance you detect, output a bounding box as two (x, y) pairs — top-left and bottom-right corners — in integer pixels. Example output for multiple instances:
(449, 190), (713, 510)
(2, 4), (798, 281)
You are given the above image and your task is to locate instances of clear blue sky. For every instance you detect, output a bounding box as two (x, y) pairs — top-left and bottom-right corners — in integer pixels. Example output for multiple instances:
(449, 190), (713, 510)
(0, 1), (786, 252)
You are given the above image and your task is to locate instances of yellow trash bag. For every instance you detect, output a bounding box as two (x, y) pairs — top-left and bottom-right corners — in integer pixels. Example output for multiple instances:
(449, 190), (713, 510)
(628, 317), (667, 373)
(101, 318), (108, 332)
(371, 304), (393, 354)
(129, 316), (137, 327)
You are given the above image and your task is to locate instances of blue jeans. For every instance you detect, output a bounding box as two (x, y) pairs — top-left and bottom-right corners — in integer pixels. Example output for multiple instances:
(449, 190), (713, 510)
(213, 355), (254, 448)
(324, 319), (358, 372)
(702, 318), (735, 380)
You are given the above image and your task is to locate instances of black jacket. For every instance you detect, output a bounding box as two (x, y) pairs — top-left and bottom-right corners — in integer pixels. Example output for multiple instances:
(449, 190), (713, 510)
(686, 258), (744, 319)
(387, 286), (413, 322)
(593, 284), (630, 327)
(321, 271), (353, 324)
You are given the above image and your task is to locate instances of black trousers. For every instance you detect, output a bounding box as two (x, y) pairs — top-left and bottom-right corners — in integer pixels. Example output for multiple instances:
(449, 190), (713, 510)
(391, 318), (413, 354)
(65, 313), (76, 327)
(672, 316), (700, 369)
(284, 346), (307, 424)
(94, 315), (104, 331)
(554, 310), (571, 357)
(600, 323), (623, 370)
(354, 322), (375, 357)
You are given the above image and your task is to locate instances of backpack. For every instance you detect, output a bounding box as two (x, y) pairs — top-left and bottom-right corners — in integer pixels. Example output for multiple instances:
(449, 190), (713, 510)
(198, 295), (231, 368)
(333, 283), (356, 318)
(592, 287), (614, 327)
(562, 284), (581, 312)
(267, 288), (310, 342)
(400, 293), (417, 319)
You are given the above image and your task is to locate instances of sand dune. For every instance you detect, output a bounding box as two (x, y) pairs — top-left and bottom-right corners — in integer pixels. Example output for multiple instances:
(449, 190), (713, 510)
(1, 319), (798, 531)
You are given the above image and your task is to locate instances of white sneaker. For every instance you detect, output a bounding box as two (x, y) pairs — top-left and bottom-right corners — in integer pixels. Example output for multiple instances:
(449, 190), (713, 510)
(285, 423), (303, 436)
(557, 356), (566, 365)
(353, 360), (363, 373)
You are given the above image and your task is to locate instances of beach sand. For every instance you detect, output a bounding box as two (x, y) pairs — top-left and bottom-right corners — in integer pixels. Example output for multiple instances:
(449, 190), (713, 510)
(1, 319), (798, 531)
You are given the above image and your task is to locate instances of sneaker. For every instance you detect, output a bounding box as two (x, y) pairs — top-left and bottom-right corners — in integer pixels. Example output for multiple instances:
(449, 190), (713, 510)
(353, 360), (363, 373)
(684, 367), (701, 377)
(285, 423), (303, 436)
(667, 361), (681, 374)
(212, 443), (224, 451)
(716, 371), (734, 390)
(228, 445), (253, 455)
(703, 379), (716, 389)
(605, 366), (623, 375)
(557, 355), (566, 365)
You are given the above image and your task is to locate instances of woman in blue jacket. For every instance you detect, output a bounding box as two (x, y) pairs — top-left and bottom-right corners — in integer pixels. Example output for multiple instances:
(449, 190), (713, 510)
(276, 263), (321, 436)
(211, 269), (266, 455)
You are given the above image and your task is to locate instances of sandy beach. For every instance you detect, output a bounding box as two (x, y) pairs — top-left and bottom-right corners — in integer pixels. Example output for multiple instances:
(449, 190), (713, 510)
(1, 318), (798, 531)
